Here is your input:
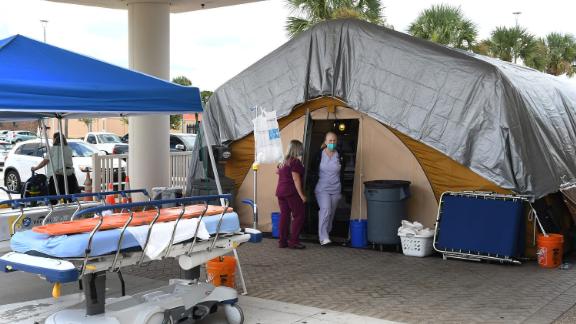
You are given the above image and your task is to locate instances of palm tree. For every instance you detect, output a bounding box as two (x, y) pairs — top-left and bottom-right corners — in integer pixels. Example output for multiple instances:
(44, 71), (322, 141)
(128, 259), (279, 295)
(488, 26), (537, 64)
(407, 4), (478, 50)
(471, 39), (491, 56)
(285, 0), (385, 38)
(171, 76), (192, 130)
(523, 38), (549, 72)
(543, 33), (576, 76)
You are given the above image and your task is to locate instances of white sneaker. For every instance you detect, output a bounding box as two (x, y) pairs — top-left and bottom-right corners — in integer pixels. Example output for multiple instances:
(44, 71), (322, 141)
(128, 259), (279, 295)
(320, 239), (332, 246)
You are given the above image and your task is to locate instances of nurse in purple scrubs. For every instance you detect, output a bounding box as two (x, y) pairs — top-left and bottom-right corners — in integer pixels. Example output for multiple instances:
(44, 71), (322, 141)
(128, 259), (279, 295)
(276, 140), (307, 249)
(314, 132), (343, 246)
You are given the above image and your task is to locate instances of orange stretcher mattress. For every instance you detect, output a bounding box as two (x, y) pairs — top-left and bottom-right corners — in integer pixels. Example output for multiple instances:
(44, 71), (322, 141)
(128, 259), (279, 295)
(32, 205), (231, 236)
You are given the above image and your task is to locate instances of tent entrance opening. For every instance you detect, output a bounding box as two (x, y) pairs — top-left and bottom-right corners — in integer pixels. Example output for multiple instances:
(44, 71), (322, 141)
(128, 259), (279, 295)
(303, 119), (359, 242)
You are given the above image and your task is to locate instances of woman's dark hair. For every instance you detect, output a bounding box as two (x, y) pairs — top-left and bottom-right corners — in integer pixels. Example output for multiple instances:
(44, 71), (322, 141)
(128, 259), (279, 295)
(53, 132), (68, 146)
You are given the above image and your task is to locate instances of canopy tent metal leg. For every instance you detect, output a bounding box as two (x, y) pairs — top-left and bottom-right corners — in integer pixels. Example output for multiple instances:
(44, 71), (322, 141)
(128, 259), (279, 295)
(39, 119), (60, 195)
(232, 248), (248, 295)
(57, 117), (69, 195)
(200, 119), (250, 296)
(201, 119), (224, 205)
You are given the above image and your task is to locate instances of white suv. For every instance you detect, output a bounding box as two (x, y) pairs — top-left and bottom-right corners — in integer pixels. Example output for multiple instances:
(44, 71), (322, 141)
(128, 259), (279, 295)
(3, 139), (125, 192)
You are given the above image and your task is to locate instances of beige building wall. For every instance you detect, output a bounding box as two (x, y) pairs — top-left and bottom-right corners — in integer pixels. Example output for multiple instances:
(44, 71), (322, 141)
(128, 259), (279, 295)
(234, 106), (439, 231)
(48, 117), (128, 139)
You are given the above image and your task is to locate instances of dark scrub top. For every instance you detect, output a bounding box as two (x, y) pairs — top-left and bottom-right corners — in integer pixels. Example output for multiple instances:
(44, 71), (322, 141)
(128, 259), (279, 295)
(276, 158), (305, 198)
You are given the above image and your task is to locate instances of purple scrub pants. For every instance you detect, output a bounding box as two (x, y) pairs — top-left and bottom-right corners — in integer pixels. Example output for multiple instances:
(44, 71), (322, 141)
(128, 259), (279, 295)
(277, 194), (305, 247)
(316, 192), (341, 243)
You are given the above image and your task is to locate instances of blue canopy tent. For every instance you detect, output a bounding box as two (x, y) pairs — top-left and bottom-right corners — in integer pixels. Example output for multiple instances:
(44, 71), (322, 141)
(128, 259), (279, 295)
(0, 35), (218, 196)
(0, 35), (202, 118)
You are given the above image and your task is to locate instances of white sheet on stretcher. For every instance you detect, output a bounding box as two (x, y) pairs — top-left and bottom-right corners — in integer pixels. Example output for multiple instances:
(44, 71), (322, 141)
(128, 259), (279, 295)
(126, 218), (209, 260)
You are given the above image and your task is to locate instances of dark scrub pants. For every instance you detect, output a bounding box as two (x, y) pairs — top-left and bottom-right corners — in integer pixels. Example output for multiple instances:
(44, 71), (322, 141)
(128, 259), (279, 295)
(276, 158), (306, 248)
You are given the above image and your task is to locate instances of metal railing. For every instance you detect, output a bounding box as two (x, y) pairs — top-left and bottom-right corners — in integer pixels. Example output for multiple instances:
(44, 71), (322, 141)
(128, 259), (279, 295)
(92, 152), (193, 193)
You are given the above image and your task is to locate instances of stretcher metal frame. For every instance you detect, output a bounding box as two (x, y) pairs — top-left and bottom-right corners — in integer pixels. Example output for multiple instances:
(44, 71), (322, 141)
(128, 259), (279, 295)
(433, 191), (530, 265)
(0, 188), (151, 236)
(0, 193), (255, 324)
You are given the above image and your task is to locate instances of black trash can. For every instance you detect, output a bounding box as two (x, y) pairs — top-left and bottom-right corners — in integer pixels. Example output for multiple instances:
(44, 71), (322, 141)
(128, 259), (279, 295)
(189, 177), (236, 207)
(364, 180), (411, 245)
(152, 187), (183, 207)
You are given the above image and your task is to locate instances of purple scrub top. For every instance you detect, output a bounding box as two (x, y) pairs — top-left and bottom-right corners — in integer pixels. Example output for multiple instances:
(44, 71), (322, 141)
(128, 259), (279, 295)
(276, 158), (305, 198)
(315, 151), (341, 194)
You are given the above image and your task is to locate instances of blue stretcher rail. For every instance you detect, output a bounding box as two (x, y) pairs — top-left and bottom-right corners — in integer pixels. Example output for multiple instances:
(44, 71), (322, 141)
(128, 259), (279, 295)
(74, 194), (232, 273)
(74, 194), (232, 218)
(0, 189), (150, 209)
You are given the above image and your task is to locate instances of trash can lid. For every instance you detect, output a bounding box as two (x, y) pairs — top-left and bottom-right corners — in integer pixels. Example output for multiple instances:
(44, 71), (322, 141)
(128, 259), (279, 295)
(364, 180), (411, 189)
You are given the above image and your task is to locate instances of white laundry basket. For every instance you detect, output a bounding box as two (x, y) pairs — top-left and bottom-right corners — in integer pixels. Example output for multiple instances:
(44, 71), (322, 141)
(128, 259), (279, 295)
(399, 233), (434, 257)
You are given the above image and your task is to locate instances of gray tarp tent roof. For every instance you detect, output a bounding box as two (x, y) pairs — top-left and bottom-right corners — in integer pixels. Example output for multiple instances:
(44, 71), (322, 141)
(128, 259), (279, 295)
(204, 19), (576, 199)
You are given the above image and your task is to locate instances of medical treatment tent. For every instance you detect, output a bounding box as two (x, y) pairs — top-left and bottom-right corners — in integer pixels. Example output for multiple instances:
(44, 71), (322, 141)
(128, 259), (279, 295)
(202, 19), (576, 232)
(0, 34), (210, 196)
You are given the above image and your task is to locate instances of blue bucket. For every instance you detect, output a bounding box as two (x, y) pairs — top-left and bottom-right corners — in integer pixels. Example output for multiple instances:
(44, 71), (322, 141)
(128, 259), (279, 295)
(350, 219), (367, 248)
(271, 212), (280, 238)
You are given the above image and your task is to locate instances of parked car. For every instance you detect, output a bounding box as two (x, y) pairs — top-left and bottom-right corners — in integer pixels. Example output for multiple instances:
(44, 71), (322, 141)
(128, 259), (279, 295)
(0, 141), (12, 169)
(0, 130), (10, 141)
(119, 133), (197, 153)
(84, 132), (128, 154)
(112, 143), (129, 155)
(170, 133), (197, 151)
(6, 130), (37, 144)
(3, 139), (125, 192)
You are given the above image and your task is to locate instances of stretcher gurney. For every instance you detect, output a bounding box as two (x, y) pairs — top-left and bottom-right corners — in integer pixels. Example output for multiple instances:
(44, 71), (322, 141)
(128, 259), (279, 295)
(0, 193), (259, 324)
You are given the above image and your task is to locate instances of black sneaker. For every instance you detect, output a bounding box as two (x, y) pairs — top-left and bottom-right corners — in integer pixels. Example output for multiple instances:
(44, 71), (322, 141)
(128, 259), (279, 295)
(289, 244), (306, 249)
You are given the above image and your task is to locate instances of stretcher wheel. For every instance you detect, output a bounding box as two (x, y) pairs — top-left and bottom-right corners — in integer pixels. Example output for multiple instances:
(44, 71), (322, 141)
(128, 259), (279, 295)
(224, 304), (244, 324)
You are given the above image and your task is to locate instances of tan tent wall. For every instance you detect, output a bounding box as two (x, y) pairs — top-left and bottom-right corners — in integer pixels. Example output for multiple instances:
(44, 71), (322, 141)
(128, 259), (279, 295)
(389, 129), (509, 199)
(226, 97), (508, 230)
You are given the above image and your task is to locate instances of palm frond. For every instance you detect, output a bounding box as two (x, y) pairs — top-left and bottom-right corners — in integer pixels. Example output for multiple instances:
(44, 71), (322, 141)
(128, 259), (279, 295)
(407, 4), (478, 50)
(284, 0), (385, 37)
(542, 32), (576, 76)
(472, 39), (492, 56)
(286, 16), (314, 38)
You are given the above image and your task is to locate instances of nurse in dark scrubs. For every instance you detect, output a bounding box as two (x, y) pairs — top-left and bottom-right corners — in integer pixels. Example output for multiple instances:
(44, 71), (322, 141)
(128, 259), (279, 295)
(276, 140), (306, 249)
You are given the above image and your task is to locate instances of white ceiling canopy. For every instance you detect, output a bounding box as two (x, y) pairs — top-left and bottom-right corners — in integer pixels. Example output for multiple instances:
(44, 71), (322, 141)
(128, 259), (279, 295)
(46, 0), (263, 13)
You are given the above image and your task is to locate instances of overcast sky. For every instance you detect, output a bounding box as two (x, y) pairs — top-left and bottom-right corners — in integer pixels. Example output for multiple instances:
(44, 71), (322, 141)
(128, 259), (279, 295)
(0, 0), (575, 91)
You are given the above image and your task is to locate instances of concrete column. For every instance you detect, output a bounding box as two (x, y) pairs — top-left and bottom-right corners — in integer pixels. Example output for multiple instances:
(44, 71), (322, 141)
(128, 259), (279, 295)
(127, 1), (171, 196)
